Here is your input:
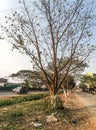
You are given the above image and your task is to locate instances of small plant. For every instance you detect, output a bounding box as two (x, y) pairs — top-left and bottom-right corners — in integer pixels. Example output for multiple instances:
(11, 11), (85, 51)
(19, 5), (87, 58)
(55, 96), (64, 109)
(41, 98), (53, 114)
(10, 110), (24, 117)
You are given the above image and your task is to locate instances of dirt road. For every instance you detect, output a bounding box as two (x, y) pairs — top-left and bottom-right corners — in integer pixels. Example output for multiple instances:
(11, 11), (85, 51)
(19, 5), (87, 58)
(76, 91), (96, 116)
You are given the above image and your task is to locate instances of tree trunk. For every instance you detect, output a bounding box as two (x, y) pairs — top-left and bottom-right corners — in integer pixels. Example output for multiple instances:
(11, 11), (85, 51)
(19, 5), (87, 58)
(62, 86), (67, 97)
(49, 89), (58, 108)
(50, 94), (57, 108)
(63, 89), (67, 97)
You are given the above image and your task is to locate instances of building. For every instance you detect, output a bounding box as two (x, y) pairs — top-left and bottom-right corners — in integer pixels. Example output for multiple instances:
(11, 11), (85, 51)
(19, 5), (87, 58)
(0, 78), (8, 86)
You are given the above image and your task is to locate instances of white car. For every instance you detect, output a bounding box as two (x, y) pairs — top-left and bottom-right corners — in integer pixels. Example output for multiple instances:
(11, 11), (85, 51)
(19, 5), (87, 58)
(13, 87), (22, 94)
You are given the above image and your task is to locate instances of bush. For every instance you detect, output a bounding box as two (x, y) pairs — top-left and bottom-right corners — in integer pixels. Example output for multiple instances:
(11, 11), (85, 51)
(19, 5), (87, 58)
(79, 83), (89, 92)
(55, 96), (64, 109)
(0, 99), (13, 107)
(41, 98), (52, 114)
(0, 93), (48, 107)
(41, 96), (64, 114)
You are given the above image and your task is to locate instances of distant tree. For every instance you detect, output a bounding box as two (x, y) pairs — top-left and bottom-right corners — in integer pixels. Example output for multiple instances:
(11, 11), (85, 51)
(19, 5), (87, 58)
(81, 73), (96, 88)
(0, 0), (96, 107)
(11, 70), (43, 89)
(63, 75), (75, 90)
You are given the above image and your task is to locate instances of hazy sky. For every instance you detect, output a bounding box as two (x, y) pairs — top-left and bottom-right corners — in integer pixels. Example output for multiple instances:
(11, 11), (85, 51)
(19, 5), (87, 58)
(0, 0), (96, 78)
(0, 0), (32, 77)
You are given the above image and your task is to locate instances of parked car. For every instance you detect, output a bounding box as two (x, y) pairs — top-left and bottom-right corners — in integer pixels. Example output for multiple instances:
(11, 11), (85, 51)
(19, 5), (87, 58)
(13, 86), (28, 94)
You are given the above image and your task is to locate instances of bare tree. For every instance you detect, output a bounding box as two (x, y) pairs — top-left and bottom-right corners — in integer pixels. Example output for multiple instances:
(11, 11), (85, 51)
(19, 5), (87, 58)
(0, 0), (96, 107)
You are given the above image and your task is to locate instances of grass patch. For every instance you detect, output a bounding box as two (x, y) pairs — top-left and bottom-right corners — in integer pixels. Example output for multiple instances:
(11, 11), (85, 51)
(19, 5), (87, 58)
(38, 95), (64, 115)
(10, 109), (24, 117)
(0, 93), (48, 107)
(0, 109), (25, 130)
(0, 93), (89, 130)
(0, 97), (71, 130)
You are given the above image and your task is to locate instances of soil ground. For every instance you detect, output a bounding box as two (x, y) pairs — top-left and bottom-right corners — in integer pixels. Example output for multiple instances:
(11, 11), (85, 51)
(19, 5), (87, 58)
(61, 92), (96, 130)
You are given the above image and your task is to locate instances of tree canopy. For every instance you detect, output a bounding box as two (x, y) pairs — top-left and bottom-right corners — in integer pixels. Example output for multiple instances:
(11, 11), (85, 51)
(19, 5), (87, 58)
(11, 70), (44, 89)
(81, 73), (96, 87)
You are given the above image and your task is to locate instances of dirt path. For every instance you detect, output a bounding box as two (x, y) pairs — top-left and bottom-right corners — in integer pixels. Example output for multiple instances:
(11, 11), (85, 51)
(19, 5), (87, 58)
(76, 91), (96, 130)
(76, 92), (96, 116)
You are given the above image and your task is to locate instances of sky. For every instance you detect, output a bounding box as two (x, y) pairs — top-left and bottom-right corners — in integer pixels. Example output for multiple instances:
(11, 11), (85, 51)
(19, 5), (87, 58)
(0, 0), (96, 78)
(0, 0), (32, 78)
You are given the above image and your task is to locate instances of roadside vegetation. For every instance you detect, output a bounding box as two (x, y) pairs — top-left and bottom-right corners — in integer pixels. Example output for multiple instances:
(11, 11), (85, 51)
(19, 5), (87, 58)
(0, 93), (91, 130)
(0, 93), (48, 107)
(0, 0), (96, 108)
(79, 72), (96, 93)
(0, 94), (91, 130)
(0, 0), (96, 128)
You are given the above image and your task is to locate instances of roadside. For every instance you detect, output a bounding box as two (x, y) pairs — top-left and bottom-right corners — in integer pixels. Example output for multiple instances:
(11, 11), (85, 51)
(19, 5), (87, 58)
(0, 91), (96, 129)
(46, 92), (96, 130)
(76, 91), (96, 129)
(76, 92), (96, 116)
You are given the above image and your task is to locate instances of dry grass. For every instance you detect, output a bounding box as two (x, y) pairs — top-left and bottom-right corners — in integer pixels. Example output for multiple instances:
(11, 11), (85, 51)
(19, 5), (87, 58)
(0, 93), (96, 130)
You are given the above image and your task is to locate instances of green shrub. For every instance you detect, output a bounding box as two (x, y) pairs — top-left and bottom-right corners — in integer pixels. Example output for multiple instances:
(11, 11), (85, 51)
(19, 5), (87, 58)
(40, 95), (64, 114)
(0, 93), (48, 107)
(0, 99), (13, 107)
(41, 98), (52, 114)
(55, 96), (64, 109)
